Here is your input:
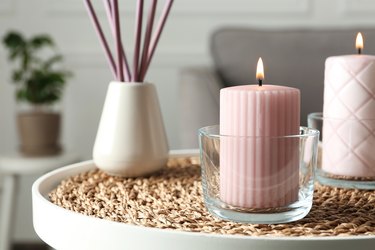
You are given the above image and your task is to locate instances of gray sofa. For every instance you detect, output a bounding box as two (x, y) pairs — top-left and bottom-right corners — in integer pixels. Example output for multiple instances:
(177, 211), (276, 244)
(179, 28), (375, 148)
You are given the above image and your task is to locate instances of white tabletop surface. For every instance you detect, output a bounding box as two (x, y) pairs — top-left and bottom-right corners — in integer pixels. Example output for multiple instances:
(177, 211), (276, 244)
(0, 151), (80, 174)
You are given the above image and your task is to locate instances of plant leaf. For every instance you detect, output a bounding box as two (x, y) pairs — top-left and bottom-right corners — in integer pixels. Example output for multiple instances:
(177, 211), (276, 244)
(43, 55), (63, 70)
(12, 70), (23, 83)
(22, 49), (30, 71)
(22, 69), (68, 104)
(3, 32), (25, 49)
(30, 35), (54, 49)
(16, 89), (27, 102)
(3, 32), (26, 61)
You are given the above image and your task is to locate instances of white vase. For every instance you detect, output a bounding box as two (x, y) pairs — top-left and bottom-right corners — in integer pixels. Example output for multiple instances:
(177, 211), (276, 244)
(93, 81), (169, 177)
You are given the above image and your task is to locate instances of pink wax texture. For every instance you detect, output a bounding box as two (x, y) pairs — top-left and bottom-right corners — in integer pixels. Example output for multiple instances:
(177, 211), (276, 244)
(220, 85), (300, 208)
(323, 55), (375, 177)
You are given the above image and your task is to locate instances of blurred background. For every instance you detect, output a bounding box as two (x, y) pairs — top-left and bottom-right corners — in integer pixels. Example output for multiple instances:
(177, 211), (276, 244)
(1, 0), (375, 248)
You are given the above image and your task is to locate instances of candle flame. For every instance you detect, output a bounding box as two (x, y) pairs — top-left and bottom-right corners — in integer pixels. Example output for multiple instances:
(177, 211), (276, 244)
(256, 57), (264, 81)
(356, 32), (364, 51)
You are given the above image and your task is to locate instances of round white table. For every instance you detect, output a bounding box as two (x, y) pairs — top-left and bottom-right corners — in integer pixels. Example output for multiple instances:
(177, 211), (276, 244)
(32, 150), (375, 250)
(0, 152), (79, 250)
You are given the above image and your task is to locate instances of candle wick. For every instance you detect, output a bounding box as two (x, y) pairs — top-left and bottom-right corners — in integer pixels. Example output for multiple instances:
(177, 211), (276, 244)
(258, 79), (263, 87)
(358, 48), (362, 55)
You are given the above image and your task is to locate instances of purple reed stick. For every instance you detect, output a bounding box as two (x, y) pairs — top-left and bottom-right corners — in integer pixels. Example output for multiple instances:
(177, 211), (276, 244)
(103, 0), (132, 81)
(141, 0), (174, 81)
(112, 0), (124, 82)
(139, 0), (157, 81)
(83, 0), (117, 79)
(133, 0), (144, 82)
(103, 0), (113, 30)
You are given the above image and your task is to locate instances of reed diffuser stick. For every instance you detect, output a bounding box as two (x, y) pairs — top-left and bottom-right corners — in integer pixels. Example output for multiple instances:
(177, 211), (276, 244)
(103, 0), (131, 81)
(84, 0), (174, 83)
(141, 0), (174, 80)
(83, 0), (117, 78)
(139, 0), (157, 81)
(112, 0), (124, 81)
(133, 0), (144, 82)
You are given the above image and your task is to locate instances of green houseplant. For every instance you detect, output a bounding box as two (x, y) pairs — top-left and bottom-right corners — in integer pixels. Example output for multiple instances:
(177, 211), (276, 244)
(3, 31), (71, 156)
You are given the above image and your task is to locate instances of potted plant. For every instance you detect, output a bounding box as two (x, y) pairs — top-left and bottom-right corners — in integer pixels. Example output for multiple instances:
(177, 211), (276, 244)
(3, 31), (71, 156)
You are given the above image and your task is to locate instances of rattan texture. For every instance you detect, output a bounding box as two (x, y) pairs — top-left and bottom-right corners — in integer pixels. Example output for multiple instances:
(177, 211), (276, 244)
(49, 157), (375, 237)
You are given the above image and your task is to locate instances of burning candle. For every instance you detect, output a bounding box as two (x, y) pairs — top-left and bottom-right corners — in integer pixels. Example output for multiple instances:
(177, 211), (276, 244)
(220, 58), (300, 208)
(322, 32), (375, 177)
(356, 32), (363, 54)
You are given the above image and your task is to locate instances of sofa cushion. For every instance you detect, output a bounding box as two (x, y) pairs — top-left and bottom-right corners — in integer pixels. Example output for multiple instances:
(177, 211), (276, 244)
(211, 28), (375, 124)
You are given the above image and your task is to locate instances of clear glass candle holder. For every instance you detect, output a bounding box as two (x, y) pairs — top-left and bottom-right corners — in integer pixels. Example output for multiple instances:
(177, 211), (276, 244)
(199, 125), (319, 224)
(308, 112), (375, 189)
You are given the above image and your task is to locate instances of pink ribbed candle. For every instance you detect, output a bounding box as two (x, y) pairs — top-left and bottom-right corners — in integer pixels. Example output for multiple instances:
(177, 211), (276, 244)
(220, 85), (300, 208)
(323, 55), (375, 177)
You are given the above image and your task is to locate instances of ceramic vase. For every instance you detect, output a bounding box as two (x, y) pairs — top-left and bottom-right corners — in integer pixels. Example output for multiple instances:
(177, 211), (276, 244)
(93, 81), (169, 177)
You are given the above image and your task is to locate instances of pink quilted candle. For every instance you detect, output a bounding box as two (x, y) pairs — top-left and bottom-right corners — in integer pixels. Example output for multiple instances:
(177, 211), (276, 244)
(322, 33), (375, 177)
(220, 58), (300, 208)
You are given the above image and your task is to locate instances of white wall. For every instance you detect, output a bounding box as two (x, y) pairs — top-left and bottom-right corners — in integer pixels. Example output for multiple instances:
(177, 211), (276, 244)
(1, 0), (375, 243)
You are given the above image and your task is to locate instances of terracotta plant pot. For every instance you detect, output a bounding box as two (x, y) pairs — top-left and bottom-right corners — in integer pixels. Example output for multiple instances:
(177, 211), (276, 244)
(17, 112), (61, 156)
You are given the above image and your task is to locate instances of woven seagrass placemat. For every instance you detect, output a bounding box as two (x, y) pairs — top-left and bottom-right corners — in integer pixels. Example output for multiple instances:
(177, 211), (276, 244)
(49, 157), (375, 237)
